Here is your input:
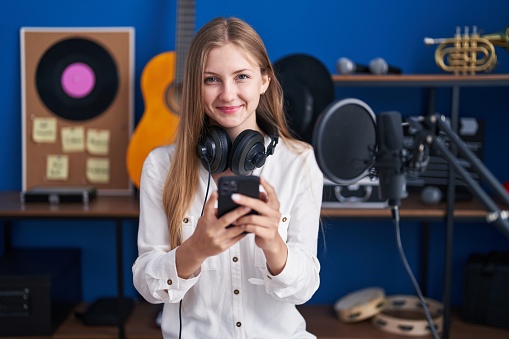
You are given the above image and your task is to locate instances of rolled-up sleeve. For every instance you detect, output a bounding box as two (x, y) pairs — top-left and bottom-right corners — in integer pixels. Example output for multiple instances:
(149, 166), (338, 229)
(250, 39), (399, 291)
(133, 248), (199, 303)
(132, 147), (199, 304)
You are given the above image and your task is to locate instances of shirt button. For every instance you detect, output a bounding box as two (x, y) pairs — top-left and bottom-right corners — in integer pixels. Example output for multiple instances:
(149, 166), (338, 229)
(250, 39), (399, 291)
(183, 218), (189, 223)
(232, 256), (238, 262)
(266, 275), (272, 280)
(236, 322), (242, 327)
(167, 279), (172, 285)
(282, 217), (287, 222)
(234, 289), (240, 295)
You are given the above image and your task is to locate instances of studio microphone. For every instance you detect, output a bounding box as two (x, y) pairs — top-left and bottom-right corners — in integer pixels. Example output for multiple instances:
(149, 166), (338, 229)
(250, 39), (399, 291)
(337, 57), (371, 74)
(369, 57), (402, 75)
(374, 111), (408, 208)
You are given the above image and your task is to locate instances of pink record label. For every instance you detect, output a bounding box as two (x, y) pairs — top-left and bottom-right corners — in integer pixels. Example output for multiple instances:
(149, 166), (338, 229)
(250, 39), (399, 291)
(61, 62), (95, 98)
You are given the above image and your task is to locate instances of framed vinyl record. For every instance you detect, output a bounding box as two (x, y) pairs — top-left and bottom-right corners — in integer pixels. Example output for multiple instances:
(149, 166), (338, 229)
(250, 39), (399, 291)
(21, 27), (134, 195)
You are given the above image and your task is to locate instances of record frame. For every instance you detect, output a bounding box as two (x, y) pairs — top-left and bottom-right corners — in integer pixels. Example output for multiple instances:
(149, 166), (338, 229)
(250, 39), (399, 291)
(21, 27), (134, 195)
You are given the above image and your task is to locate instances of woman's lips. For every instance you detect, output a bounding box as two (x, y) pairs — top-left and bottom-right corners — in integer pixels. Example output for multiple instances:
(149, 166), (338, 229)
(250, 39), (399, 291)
(217, 105), (241, 114)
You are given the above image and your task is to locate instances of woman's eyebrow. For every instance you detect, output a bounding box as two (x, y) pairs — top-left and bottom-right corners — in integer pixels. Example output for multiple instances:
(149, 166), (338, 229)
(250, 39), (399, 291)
(204, 68), (253, 76)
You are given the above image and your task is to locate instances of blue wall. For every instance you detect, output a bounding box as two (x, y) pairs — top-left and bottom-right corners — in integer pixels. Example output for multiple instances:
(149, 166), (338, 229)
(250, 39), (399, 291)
(1, 0), (509, 306)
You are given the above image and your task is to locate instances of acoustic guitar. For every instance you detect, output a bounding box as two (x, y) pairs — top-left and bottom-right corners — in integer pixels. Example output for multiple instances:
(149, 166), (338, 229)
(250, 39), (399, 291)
(126, 0), (195, 188)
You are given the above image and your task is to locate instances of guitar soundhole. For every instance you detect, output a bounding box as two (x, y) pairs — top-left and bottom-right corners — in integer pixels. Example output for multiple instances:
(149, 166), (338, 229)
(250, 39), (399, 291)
(165, 82), (182, 116)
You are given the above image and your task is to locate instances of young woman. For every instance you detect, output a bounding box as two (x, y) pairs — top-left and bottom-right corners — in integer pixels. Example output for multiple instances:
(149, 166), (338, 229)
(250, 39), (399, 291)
(132, 17), (323, 338)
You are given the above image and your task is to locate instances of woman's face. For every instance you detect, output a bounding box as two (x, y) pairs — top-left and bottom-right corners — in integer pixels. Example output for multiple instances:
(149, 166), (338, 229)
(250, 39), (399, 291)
(202, 43), (269, 138)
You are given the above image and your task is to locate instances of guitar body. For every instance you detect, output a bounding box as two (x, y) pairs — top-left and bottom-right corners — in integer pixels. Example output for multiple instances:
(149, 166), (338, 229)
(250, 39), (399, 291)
(126, 51), (180, 188)
(126, 0), (195, 188)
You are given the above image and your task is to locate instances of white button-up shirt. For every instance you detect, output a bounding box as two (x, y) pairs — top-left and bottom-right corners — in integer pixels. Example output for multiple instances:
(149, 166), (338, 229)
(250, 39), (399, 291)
(132, 137), (323, 338)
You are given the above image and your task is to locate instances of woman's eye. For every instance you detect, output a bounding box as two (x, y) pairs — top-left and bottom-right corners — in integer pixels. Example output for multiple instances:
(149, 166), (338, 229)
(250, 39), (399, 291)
(237, 74), (249, 80)
(204, 77), (218, 83)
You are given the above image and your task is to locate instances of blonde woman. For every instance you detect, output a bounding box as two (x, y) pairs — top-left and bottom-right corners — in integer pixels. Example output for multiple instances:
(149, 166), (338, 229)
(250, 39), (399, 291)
(133, 17), (323, 338)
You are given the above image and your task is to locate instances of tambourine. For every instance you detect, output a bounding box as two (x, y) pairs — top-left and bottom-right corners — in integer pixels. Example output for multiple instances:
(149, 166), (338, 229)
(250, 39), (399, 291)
(371, 294), (443, 336)
(333, 287), (386, 323)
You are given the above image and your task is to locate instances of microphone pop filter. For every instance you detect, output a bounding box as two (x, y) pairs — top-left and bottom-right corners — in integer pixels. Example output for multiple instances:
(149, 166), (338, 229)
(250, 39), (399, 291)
(313, 98), (377, 185)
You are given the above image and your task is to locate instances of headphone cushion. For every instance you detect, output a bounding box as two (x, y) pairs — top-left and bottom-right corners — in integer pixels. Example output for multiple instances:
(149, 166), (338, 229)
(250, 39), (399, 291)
(203, 126), (231, 174)
(230, 130), (265, 175)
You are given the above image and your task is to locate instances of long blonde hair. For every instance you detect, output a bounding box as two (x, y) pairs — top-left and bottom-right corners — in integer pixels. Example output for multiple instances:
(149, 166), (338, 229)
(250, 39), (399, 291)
(163, 17), (296, 249)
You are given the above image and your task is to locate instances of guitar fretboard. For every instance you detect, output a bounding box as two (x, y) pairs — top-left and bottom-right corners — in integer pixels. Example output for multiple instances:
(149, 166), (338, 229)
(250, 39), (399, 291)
(175, 0), (195, 83)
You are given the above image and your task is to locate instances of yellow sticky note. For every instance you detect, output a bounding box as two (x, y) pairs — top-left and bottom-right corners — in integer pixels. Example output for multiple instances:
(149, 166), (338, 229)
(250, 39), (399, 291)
(61, 126), (85, 152)
(87, 129), (110, 155)
(46, 155), (69, 180)
(86, 158), (110, 183)
(33, 117), (57, 143)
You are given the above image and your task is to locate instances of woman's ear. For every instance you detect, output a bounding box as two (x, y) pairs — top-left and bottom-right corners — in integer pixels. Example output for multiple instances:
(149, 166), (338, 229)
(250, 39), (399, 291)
(260, 75), (270, 95)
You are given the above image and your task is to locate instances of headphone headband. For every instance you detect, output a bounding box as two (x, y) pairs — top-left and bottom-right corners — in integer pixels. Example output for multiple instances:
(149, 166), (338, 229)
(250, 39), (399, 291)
(197, 122), (279, 175)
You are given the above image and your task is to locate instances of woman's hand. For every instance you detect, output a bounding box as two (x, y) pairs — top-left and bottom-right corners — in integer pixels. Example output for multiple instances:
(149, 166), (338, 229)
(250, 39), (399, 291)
(231, 177), (288, 275)
(194, 191), (251, 256)
(176, 191), (249, 278)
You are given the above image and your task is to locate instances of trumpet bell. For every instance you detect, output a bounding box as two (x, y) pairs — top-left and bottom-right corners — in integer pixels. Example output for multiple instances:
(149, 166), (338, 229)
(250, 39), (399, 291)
(482, 26), (509, 50)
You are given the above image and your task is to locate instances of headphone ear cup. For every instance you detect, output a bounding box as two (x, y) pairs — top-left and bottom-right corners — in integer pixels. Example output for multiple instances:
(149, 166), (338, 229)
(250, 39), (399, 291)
(199, 126), (231, 174)
(230, 130), (266, 176)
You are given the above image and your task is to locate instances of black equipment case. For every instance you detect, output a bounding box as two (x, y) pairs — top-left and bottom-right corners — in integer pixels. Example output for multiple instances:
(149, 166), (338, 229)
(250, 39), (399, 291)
(463, 251), (509, 329)
(0, 248), (82, 336)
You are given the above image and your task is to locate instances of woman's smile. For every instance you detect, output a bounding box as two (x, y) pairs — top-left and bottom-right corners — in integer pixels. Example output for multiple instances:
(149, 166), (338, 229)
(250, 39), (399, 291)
(217, 105), (242, 114)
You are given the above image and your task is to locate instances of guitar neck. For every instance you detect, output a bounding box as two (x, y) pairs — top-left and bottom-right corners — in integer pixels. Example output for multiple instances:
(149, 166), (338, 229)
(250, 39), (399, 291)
(175, 0), (195, 83)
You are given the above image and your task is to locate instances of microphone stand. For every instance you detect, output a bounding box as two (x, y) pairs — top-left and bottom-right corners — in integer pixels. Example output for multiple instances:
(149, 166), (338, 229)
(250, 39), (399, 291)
(407, 113), (509, 339)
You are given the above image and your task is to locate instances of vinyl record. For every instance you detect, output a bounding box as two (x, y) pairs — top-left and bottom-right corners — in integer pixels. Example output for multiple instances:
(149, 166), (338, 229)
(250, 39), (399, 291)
(36, 37), (119, 121)
(274, 54), (334, 143)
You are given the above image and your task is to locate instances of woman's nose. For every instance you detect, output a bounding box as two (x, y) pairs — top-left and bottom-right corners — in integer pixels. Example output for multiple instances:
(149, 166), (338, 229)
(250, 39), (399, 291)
(219, 82), (236, 102)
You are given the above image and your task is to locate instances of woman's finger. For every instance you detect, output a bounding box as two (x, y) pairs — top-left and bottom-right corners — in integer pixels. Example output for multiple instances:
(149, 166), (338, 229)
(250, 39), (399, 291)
(259, 177), (280, 210)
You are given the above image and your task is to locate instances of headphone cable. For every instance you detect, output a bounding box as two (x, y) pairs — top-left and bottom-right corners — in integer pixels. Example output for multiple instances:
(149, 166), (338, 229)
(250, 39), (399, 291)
(201, 161), (212, 216)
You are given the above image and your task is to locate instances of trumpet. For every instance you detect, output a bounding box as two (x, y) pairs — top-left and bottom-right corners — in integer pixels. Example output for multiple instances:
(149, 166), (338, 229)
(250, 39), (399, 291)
(424, 26), (509, 75)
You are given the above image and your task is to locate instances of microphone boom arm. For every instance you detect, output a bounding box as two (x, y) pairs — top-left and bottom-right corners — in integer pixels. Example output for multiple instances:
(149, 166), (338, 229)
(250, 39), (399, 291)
(412, 114), (509, 239)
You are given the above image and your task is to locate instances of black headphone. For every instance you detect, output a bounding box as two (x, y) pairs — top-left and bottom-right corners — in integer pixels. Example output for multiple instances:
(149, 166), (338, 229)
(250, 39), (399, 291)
(196, 122), (279, 176)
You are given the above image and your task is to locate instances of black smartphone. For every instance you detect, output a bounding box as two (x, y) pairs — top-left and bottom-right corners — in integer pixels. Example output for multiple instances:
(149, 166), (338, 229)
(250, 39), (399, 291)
(218, 176), (259, 222)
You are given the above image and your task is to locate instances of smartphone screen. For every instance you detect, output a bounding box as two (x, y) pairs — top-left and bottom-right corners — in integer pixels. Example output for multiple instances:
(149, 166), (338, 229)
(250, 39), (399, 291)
(217, 175), (259, 219)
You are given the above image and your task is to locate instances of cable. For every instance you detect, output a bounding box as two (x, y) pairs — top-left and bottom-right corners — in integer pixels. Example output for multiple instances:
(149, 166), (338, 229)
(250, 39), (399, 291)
(179, 160), (212, 339)
(178, 299), (182, 339)
(391, 206), (441, 339)
(201, 161), (212, 216)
